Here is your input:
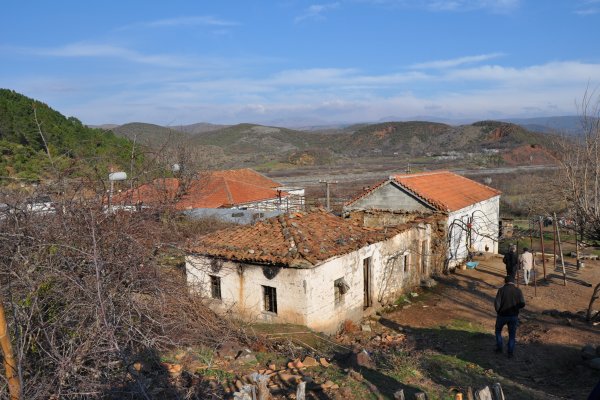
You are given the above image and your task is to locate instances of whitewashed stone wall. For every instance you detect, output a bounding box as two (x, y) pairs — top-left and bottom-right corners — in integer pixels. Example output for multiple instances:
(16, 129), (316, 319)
(447, 195), (500, 267)
(186, 223), (432, 334)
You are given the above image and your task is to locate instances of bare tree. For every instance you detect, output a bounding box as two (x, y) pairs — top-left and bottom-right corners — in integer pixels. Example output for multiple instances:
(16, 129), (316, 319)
(0, 182), (241, 399)
(556, 87), (600, 240)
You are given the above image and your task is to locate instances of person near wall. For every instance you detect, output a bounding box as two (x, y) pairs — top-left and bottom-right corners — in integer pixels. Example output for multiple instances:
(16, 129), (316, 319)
(502, 244), (519, 279)
(519, 247), (534, 285)
(494, 275), (526, 358)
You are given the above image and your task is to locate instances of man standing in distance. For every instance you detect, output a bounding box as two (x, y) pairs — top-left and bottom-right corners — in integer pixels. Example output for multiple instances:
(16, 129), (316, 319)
(495, 275), (525, 358)
(502, 244), (519, 279)
(519, 247), (534, 285)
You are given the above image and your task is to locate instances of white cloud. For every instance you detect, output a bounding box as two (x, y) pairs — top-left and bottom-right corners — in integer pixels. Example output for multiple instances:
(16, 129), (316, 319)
(356, 0), (520, 13)
(445, 62), (600, 86)
(143, 16), (238, 28)
(115, 16), (239, 31)
(411, 53), (505, 69)
(15, 43), (190, 68)
(295, 2), (340, 23)
(7, 58), (600, 125)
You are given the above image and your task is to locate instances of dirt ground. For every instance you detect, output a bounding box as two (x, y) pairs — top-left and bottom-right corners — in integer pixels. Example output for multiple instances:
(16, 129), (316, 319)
(381, 253), (600, 399)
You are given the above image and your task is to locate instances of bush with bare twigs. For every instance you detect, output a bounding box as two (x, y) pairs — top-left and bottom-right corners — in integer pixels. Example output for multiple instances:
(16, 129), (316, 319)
(0, 188), (241, 399)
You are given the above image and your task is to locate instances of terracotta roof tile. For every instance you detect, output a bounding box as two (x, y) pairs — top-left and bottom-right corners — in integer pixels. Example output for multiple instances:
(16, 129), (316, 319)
(187, 209), (422, 268)
(346, 171), (500, 212)
(112, 168), (286, 209)
(392, 170), (501, 212)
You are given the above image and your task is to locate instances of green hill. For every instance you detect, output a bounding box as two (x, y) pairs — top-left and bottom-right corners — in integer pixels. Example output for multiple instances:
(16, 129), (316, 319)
(111, 122), (188, 147)
(190, 123), (346, 155)
(0, 89), (134, 181)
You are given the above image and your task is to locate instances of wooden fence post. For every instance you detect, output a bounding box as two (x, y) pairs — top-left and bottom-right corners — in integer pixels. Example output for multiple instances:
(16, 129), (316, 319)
(554, 213), (567, 286)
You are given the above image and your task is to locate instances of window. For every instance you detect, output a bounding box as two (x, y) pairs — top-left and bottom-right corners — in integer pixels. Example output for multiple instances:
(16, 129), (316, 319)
(231, 212), (244, 218)
(403, 253), (410, 272)
(209, 275), (221, 300)
(262, 285), (277, 314)
(334, 278), (350, 305)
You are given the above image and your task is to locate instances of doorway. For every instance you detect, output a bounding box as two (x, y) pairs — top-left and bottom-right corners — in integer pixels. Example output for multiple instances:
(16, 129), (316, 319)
(363, 257), (372, 309)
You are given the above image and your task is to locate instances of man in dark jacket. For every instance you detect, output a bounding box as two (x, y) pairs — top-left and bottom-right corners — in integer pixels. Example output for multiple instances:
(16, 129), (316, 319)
(502, 244), (519, 279)
(495, 275), (525, 357)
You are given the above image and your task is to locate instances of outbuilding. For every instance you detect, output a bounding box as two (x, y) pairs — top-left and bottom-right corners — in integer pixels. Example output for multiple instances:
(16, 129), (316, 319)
(344, 170), (501, 269)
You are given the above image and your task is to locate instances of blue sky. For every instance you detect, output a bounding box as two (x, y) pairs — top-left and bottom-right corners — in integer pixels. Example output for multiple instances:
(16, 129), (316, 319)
(2, 0), (600, 126)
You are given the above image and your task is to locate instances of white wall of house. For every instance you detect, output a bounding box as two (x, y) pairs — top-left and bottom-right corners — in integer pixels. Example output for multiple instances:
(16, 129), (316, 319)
(447, 195), (500, 267)
(185, 223), (432, 334)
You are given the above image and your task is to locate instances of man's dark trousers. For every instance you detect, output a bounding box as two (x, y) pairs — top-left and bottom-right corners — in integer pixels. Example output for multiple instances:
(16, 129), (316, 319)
(495, 315), (518, 354)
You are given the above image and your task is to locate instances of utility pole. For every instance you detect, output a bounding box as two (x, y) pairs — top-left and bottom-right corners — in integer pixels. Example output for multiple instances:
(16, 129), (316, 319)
(319, 180), (337, 212)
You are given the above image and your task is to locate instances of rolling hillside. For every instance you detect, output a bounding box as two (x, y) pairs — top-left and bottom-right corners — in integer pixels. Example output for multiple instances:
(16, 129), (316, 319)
(189, 123), (347, 155)
(0, 89), (134, 181)
(111, 122), (189, 147)
(0, 88), (559, 180)
(338, 120), (552, 156)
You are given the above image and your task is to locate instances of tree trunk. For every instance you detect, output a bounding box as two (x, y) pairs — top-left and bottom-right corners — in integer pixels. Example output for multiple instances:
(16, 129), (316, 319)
(587, 282), (600, 321)
(0, 297), (21, 400)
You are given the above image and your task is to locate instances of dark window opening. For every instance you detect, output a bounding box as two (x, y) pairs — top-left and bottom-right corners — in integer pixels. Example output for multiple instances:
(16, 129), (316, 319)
(209, 275), (221, 300)
(403, 254), (409, 272)
(334, 278), (349, 305)
(262, 285), (277, 314)
(231, 212), (244, 218)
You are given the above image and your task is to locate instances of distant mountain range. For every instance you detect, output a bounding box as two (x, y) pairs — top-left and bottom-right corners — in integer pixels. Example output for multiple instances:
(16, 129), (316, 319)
(501, 116), (588, 135)
(98, 115), (591, 136)
(0, 88), (567, 182)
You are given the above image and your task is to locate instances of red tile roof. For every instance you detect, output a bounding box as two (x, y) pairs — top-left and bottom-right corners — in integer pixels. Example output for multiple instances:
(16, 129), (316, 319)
(112, 169), (286, 209)
(346, 171), (500, 212)
(188, 209), (426, 268)
(392, 171), (500, 212)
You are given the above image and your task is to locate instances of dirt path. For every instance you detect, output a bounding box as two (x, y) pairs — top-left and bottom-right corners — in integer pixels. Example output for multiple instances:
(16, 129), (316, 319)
(381, 254), (600, 399)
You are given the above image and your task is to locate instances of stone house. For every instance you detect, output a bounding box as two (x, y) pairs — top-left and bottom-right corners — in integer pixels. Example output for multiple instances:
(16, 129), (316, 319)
(344, 170), (501, 269)
(186, 210), (443, 334)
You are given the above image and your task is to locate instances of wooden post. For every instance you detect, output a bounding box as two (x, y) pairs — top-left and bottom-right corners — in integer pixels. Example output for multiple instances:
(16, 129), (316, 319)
(554, 213), (567, 286)
(319, 180), (337, 212)
(296, 381), (306, 400)
(529, 218), (533, 251)
(575, 220), (581, 270)
(516, 240), (520, 287)
(533, 248), (537, 297)
(538, 217), (547, 280)
(553, 218), (557, 272)
(0, 296), (21, 400)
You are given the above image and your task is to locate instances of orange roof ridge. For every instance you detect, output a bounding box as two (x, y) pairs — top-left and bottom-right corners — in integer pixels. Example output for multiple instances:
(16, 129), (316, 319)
(393, 169), (449, 179)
